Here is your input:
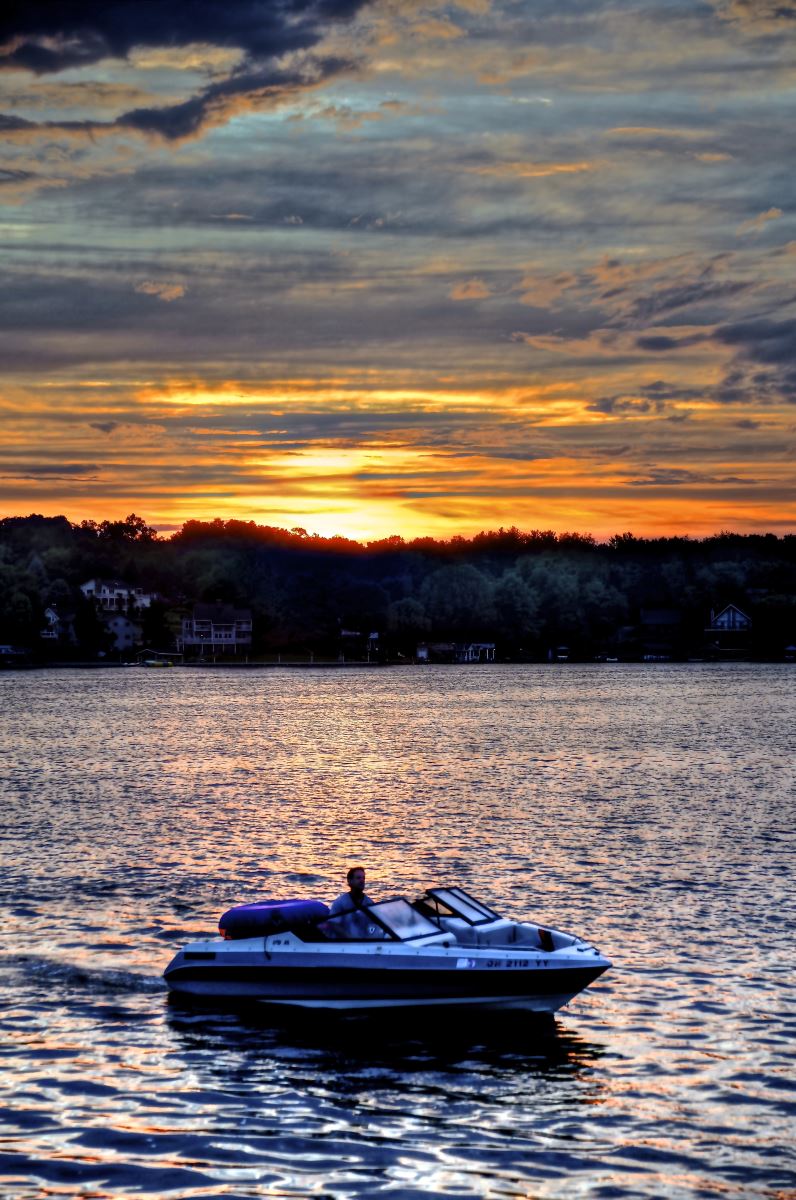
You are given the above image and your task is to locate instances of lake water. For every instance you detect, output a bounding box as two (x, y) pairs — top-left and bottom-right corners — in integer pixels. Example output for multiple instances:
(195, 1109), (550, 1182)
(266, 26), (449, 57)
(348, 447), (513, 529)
(1, 663), (794, 1199)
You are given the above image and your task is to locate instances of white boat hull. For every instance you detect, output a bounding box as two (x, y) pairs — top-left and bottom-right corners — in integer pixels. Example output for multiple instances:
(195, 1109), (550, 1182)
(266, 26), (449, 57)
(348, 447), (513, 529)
(164, 938), (610, 1013)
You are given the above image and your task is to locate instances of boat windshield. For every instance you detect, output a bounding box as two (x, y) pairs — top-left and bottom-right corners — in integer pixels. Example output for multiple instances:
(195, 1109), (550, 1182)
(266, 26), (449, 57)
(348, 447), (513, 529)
(373, 899), (440, 940)
(317, 898), (440, 942)
(420, 887), (501, 926)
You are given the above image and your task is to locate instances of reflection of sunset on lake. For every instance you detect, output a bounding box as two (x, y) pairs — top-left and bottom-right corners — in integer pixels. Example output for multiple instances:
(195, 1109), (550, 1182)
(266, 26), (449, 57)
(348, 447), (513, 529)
(1, 664), (794, 1197)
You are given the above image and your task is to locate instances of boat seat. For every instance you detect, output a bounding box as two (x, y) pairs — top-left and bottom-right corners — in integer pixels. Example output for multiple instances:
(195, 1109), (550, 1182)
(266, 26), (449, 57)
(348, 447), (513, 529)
(471, 919), (520, 946)
(438, 917), (478, 945)
(509, 924), (547, 947)
(475, 921), (554, 948)
(439, 917), (553, 950)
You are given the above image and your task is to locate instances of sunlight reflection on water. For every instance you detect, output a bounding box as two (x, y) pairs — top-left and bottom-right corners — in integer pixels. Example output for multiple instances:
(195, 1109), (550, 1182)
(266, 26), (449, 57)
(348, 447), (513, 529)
(1, 663), (795, 1198)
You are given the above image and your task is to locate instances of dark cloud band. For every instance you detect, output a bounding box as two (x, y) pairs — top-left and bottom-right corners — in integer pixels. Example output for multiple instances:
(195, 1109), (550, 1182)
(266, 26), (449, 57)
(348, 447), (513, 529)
(0, 2), (367, 72)
(0, 1), (370, 139)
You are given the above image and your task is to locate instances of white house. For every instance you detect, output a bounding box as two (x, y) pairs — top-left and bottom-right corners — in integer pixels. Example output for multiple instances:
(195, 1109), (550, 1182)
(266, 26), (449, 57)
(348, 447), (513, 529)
(455, 642), (496, 663)
(81, 579), (156, 612)
(177, 603), (252, 654)
(103, 613), (143, 652)
(40, 606), (76, 643)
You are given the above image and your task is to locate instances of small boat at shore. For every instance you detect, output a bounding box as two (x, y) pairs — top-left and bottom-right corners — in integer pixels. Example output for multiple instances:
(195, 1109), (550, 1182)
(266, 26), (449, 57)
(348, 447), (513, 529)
(164, 886), (610, 1013)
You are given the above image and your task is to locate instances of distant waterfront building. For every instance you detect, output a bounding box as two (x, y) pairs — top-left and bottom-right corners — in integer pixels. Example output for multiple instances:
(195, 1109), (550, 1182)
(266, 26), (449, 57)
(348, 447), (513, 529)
(706, 604), (752, 632)
(103, 612), (143, 652)
(640, 607), (683, 659)
(81, 579), (156, 612)
(40, 606), (77, 644)
(178, 603), (253, 655)
(455, 642), (496, 663)
(705, 604), (752, 657)
(415, 641), (495, 663)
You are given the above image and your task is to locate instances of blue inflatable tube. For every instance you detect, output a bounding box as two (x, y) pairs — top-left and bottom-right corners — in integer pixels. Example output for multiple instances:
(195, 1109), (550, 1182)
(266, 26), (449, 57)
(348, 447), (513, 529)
(219, 898), (330, 940)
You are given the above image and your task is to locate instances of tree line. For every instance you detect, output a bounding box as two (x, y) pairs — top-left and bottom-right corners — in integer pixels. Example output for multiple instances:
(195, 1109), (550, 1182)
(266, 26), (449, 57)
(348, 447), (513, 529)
(1, 513), (795, 660)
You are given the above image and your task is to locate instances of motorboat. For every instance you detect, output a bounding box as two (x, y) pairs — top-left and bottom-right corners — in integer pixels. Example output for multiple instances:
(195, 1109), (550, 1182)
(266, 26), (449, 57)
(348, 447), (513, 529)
(164, 886), (611, 1012)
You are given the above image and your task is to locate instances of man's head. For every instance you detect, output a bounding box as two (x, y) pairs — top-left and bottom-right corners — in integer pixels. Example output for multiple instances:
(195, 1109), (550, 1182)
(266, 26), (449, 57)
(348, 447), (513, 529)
(346, 866), (366, 894)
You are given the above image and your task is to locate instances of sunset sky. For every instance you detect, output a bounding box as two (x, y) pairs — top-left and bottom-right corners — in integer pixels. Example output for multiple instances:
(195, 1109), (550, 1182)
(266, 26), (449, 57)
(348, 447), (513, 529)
(1, 0), (794, 541)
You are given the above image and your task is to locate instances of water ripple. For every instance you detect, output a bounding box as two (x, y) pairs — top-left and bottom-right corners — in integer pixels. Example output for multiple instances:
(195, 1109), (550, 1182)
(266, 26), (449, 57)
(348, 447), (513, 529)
(1, 664), (795, 1198)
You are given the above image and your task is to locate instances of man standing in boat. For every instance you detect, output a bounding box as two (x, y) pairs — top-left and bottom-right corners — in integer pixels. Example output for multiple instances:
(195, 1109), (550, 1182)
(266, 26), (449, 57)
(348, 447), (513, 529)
(330, 866), (374, 915)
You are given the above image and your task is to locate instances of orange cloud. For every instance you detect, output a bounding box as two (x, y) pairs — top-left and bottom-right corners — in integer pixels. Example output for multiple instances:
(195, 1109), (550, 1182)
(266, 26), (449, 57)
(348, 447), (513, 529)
(449, 279), (492, 301)
(467, 160), (595, 179)
(134, 281), (187, 302)
(736, 207), (783, 235)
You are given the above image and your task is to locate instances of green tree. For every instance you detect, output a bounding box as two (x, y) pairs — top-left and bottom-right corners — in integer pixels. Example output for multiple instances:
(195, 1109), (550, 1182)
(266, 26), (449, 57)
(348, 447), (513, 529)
(0, 588), (36, 646)
(493, 570), (541, 643)
(420, 564), (494, 634)
(97, 513), (158, 543)
(72, 595), (112, 657)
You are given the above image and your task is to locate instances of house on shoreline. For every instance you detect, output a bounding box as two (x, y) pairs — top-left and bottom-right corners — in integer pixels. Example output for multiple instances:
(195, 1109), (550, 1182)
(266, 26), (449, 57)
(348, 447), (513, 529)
(177, 603), (253, 656)
(80, 579), (157, 612)
(40, 606), (77, 645)
(416, 641), (496, 664)
(705, 604), (752, 657)
(81, 578), (158, 652)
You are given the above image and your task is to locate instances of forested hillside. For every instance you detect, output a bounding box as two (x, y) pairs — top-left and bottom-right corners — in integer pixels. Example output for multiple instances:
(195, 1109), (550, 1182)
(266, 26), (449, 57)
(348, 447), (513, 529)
(2, 514), (795, 660)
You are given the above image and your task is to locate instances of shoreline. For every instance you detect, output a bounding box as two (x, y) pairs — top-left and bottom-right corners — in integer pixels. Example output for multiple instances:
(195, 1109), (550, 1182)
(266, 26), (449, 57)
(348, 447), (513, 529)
(2, 657), (792, 671)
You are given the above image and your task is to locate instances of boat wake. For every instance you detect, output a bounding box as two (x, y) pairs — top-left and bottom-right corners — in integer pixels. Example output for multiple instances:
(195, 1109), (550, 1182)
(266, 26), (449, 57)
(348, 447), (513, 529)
(2, 952), (166, 995)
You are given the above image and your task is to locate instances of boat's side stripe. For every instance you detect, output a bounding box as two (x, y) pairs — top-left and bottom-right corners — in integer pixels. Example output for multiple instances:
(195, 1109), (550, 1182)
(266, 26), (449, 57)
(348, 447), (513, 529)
(164, 963), (606, 998)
